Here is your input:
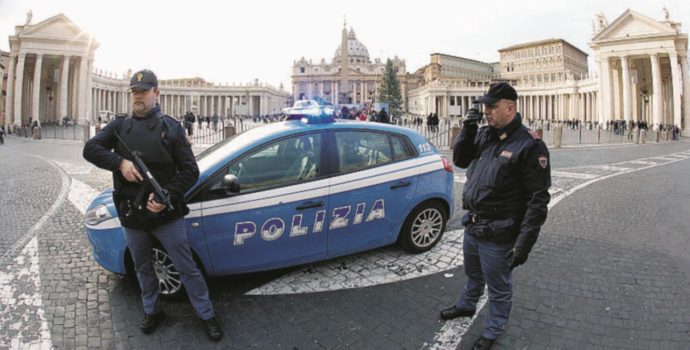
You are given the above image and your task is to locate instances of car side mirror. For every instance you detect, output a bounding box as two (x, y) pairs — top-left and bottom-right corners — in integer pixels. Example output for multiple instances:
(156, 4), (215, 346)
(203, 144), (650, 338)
(222, 174), (240, 193)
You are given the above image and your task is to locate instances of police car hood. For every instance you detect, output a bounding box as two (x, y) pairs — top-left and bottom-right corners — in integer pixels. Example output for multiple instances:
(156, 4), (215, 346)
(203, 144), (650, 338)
(88, 188), (115, 209)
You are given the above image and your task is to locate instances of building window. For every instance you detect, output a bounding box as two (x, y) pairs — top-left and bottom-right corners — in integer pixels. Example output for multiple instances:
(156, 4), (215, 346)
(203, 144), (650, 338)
(300, 67), (305, 73)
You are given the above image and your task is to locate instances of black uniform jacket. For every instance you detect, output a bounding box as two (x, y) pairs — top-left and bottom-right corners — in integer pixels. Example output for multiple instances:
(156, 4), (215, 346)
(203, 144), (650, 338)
(83, 106), (199, 229)
(453, 113), (551, 254)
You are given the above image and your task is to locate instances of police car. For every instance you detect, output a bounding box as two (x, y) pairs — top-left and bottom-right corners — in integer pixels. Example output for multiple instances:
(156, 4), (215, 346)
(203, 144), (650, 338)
(85, 104), (454, 297)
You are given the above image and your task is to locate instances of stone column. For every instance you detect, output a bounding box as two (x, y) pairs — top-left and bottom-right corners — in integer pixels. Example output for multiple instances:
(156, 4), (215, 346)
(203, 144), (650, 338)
(669, 53), (682, 128)
(216, 95), (221, 117)
(93, 88), (97, 117)
(681, 55), (690, 132)
(105, 90), (110, 113)
(611, 62), (621, 119)
(621, 55), (632, 122)
(14, 53), (26, 126)
(352, 82), (357, 104)
(31, 54), (43, 128)
(6, 54), (16, 126)
(332, 82), (340, 104)
(650, 53), (663, 128)
(201, 95), (206, 116)
(598, 57), (611, 124)
(360, 81), (364, 104)
(174, 95), (179, 116)
(77, 56), (88, 122)
(86, 60), (94, 121)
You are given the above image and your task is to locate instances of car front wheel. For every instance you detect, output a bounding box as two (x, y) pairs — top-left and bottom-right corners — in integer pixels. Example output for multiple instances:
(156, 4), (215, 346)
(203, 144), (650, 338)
(152, 246), (185, 300)
(399, 201), (447, 253)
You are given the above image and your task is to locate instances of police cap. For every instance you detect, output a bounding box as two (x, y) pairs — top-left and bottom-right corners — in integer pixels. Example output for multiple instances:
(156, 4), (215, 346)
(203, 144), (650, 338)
(129, 69), (158, 90)
(474, 82), (518, 105)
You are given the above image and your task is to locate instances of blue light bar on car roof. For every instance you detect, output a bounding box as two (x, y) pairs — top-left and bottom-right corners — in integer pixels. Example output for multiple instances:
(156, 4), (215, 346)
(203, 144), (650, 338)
(285, 100), (336, 124)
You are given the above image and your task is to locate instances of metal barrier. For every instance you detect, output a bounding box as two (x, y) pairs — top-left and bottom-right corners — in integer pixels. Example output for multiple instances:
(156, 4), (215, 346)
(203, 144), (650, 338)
(187, 118), (272, 145)
(404, 122), (451, 149)
(539, 125), (681, 147)
(187, 122), (225, 145)
(38, 124), (85, 141)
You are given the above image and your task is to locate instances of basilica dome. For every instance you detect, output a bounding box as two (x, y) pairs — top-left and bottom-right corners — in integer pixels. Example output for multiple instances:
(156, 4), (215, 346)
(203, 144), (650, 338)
(334, 28), (370, 64)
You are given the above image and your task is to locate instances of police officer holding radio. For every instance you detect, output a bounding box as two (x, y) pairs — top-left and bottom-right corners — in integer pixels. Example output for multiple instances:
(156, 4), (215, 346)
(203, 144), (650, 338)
(441, 82), (551, 350)
(83, 69), (223, 341)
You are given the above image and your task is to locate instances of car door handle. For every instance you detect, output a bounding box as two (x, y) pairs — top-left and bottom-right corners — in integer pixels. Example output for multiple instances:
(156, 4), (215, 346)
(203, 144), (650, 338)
(390, 181), (411, 189)
(296, 201), (324, 210)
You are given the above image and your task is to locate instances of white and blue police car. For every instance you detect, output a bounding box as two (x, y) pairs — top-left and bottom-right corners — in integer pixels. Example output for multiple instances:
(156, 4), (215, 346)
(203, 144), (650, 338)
(85, 104), (454, 297)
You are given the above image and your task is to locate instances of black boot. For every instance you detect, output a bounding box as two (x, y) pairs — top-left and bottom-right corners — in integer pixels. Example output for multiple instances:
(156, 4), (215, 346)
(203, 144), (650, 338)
(203, 317), (224, 341)
(472, 336), (496, 350)
(140, 311), (166, 334)
(439, 306), (475, 320)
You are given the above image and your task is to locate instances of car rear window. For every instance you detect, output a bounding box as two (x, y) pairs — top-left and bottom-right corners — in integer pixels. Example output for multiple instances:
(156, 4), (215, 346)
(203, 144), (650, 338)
(391, 135), (416, 160)
(335, 131), (392, 173)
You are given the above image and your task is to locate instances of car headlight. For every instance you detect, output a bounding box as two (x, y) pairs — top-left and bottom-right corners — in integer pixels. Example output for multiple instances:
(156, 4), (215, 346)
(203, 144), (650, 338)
(85, 204), (113, 226)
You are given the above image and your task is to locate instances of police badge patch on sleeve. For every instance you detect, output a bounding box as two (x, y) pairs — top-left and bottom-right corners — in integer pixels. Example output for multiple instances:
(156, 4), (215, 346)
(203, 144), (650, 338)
(538, 155), (548, 169)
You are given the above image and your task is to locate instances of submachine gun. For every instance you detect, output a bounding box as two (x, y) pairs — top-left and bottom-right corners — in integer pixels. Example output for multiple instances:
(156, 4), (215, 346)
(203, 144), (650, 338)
(113, 130), (174, 214)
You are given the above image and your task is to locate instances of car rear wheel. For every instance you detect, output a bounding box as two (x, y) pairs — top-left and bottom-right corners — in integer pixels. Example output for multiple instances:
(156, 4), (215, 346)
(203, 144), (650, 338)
(399, 201), (447, 253)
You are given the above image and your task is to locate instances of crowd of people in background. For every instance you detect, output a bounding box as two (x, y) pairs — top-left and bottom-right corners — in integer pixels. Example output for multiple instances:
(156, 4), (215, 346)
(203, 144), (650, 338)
(524, 117), (681, 141)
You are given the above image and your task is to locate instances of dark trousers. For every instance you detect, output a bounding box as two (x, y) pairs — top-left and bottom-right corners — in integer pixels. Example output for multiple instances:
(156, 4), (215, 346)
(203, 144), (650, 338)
(456, 232), (513, 339)
(124, 218), (214, 320)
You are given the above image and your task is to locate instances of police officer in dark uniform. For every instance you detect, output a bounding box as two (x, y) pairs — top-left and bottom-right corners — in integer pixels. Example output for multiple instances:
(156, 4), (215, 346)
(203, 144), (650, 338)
(83, 70), (223, 341)
(441, 82), (551, 350)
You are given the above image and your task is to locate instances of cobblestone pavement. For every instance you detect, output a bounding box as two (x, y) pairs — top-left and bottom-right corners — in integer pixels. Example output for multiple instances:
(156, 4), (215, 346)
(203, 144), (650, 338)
(1, 135), (690, 349)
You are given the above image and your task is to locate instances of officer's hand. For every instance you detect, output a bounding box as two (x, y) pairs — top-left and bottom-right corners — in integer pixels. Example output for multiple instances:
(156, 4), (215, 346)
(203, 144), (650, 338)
(505, 248), (528, 270)
(146, 193), (166, 213)
(119, 159), (143, 183)
(463, 108), (482, 129)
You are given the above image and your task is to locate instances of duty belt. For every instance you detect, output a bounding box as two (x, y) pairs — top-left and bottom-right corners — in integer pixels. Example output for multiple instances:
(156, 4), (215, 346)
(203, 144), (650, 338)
(468, 212), (515, 223)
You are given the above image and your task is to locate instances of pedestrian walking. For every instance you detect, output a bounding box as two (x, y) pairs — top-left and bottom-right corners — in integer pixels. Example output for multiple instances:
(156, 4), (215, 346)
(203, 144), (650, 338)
(378, 107), (390, 124)
(83, 69), (223, 341)
(443, 82), (551, 350)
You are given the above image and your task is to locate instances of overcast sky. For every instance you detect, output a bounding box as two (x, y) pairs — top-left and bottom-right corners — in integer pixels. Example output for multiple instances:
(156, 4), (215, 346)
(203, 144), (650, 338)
(1, 0), (688, 89)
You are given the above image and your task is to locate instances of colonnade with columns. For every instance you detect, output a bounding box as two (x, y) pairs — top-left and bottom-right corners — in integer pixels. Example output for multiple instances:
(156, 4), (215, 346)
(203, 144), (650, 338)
(302, 80), (377, 105)
(5, 52), (92, 126)
(598, 52), (690, 129)
(437, 94), (485, 117)
(157, 93), (252, 117)
(416, 90), (600, 123)
(517, 91), (598, 122)
(92, 87), (128, 117)
(91, 80), (289, 119)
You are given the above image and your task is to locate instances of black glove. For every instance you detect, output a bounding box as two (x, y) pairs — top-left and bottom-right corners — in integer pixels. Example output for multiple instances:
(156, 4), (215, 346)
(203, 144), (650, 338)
(505, 247), (528, 270)
(462, 108), (482, 129)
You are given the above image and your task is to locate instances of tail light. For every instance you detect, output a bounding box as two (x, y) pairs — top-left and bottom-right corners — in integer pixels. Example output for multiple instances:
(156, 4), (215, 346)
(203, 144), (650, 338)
(441, 156), (453, 173)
